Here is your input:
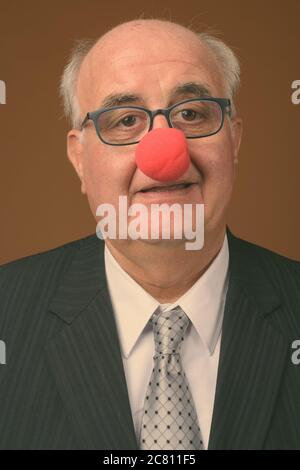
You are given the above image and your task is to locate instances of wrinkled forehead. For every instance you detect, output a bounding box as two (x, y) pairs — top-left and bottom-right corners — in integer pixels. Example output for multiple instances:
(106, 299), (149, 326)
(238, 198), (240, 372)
(76, 22), (225, 113)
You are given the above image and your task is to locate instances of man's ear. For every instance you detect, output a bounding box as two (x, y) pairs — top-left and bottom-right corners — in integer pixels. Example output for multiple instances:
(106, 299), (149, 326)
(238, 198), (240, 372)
(67, 129), (87, 194)
(231, 117), (243, 165)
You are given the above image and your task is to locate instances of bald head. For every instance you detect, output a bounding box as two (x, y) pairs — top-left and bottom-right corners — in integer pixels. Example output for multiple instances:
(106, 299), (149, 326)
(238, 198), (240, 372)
(77, 20), (225, 116)
(60, 19), (240, 128)
(87, 19), (205, 56)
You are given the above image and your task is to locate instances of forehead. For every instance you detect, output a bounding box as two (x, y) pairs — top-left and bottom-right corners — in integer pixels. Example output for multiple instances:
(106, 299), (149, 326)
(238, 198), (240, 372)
(77, 23), (225, 112)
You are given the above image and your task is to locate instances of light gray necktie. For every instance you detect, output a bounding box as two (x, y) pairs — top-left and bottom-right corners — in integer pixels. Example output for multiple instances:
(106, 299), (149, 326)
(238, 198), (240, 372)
(139, 306), (204, 450)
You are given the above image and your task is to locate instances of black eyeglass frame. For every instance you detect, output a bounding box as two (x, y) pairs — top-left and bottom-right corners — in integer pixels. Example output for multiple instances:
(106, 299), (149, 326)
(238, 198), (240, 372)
(80, 97), (231, 146)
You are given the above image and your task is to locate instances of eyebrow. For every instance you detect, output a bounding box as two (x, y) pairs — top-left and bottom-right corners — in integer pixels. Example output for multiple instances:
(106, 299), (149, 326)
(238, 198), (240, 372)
(98, 82), (213, 110)
(100, 93), (142, 109)
(170, 82), (213, 99)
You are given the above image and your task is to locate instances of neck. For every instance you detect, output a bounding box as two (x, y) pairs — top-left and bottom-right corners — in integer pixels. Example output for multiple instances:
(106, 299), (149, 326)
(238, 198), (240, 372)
(105, 226), (226, 303)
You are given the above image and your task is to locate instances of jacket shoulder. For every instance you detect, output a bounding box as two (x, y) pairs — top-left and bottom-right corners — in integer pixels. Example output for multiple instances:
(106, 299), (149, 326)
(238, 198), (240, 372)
(0, 234), (96, 304)
(228, 229), (300, 268)
(1, 234), (96, 267)
(228, 230), (300, 308)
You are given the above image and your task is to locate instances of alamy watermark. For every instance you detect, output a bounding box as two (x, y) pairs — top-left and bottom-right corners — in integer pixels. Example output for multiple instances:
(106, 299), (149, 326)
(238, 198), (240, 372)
(0, 340), (6, 365)
(95, 196), (204, 250)
(291, 340), (300, 365)
(0, 80), (6, 104)
(291, 80), (300, 105)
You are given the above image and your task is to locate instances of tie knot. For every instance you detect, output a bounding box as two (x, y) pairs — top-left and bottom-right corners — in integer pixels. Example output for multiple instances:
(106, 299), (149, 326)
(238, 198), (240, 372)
(151, 307), (190, 355)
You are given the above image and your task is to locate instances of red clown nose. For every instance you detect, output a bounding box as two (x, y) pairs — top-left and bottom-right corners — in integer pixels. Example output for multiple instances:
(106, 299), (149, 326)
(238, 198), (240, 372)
(135, 128), (190, 181)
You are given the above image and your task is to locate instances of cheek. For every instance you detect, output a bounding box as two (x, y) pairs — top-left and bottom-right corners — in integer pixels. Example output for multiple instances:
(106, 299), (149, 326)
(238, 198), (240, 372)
(83, 141), (137, 208)
(189, 132), (234, 173)
(189, 134), (235, 195)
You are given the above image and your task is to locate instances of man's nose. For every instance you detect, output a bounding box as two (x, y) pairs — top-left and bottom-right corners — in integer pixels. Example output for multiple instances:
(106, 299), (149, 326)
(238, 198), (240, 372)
(151, 113), (170, 130)
(135, 127), (191, 182)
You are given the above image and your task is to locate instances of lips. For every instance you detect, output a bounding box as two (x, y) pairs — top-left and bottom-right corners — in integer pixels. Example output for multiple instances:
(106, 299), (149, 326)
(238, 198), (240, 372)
(139, 183), (193, 193)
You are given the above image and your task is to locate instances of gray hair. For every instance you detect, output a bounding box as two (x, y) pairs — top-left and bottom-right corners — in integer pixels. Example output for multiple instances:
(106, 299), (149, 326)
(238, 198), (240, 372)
(59, 38), (96, 129)
(197, 32), (240, 117)
(59, 27), (240, 129)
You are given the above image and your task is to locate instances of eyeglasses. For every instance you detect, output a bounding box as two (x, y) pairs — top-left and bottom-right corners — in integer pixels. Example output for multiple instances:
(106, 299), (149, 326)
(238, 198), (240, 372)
(80, 97), (231, 146)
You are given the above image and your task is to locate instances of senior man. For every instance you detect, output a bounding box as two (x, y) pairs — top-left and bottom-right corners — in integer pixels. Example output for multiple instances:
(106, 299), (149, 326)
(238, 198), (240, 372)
(0, 19), (300, 450)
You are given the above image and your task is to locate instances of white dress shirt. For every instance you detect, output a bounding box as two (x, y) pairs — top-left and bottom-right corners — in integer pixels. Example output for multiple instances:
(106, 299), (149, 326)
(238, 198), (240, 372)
(104, 234), (229, 449)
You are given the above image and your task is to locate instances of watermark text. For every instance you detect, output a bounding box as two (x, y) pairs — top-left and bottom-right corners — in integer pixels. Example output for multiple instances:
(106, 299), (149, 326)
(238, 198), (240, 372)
(96, 196), (204, 250)
(291, 340), (300, 365)
(0, 340), (6, 365)
(0, 80), (6, 104)
(291, 80), (300, 105)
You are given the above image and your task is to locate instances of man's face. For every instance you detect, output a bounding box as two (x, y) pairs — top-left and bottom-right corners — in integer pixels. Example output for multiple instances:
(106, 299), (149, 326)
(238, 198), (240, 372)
(68, 22), (242, 247)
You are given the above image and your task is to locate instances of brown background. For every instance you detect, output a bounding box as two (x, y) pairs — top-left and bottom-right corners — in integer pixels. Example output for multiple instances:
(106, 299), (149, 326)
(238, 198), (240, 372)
(0, 0), (299, 264)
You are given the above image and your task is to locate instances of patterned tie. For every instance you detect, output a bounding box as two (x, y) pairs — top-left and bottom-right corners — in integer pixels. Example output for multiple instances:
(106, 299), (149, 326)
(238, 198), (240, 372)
(139, 306), (204, 450)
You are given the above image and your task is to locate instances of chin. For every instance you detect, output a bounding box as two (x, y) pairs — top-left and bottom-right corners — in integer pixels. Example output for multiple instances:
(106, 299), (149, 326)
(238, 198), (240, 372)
(138, 237), (187, 249)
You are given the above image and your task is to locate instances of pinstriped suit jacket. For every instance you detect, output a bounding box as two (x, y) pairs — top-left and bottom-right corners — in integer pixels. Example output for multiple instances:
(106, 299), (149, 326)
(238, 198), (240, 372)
(0, 227), (300, 449)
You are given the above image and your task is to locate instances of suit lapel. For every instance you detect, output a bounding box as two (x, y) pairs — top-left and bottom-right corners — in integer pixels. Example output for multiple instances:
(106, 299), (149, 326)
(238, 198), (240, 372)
(208, 229), (288, 449)
(46, 236), (138, 449)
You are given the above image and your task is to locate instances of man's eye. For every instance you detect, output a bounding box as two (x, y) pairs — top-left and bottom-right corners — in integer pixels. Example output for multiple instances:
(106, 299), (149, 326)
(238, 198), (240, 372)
(181, 109), (197, 121)
(119, 115), (137, 127)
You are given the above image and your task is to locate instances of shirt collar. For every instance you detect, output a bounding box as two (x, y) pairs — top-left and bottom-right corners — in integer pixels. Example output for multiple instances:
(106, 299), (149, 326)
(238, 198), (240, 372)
(104, 234), (229, 358)
(104, 246), (159, 359)
(174, 235), (229, 354)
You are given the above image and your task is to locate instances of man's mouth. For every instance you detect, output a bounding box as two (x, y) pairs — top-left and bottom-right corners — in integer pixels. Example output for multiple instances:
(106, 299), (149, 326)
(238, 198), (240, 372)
(139, 183), (193, 193)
